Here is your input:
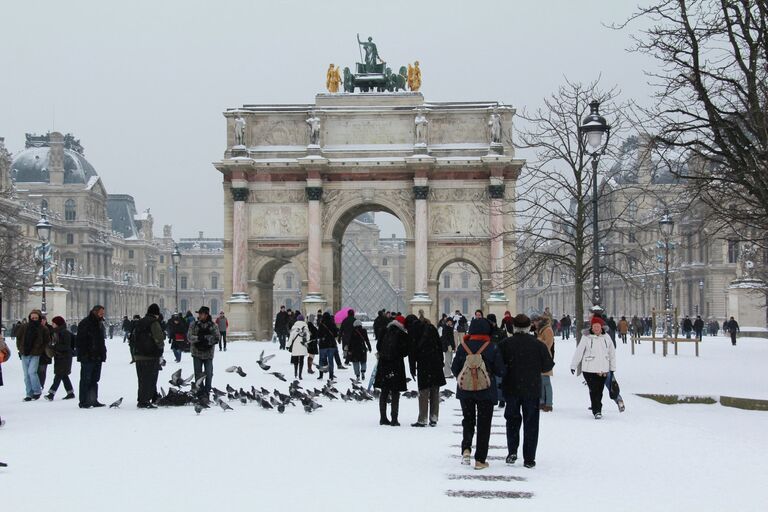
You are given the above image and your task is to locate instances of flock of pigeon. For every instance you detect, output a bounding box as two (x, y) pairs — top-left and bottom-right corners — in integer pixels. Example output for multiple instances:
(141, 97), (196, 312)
(104, 349), (456, 415)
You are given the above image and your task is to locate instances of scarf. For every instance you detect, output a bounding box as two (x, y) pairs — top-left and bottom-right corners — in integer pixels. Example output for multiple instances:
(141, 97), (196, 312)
(24, 319), (41, 354)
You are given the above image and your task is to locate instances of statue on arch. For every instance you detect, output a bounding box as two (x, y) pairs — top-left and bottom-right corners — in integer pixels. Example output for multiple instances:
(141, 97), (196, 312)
(234, 116), (247, 147)
(414, 108), (428, 147)
(357, 34), (385, 71)
(407, 61), (422, 91)
(306, 110), (321, 146)
(326, 64), (342, 93)
(489, 106), (502, 145)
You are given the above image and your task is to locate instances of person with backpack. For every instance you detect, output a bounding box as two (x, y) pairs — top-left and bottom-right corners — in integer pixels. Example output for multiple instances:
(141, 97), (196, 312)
(189, 306), (220, 401)
(374, 314), (410, 426)
(167, 314), (189, 363)
(451, 318), (506, 470)
(499, 314), (554, 468)
(130, 304), (165, 409)
(44, 316), (76, 401)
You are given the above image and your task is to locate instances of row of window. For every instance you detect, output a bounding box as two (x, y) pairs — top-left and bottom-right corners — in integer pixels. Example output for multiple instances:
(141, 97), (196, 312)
(41, 199), (77, 221)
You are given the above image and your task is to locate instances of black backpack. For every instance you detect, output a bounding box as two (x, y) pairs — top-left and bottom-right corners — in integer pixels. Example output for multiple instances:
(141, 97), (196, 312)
(131, 317), (162, 358)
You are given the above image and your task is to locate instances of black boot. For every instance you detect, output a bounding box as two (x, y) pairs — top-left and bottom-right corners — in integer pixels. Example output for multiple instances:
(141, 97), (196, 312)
(379, 393), (390, 425)
(390, 392), (401, 426)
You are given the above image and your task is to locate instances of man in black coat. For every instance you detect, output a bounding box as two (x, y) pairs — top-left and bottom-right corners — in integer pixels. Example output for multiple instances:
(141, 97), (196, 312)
(374, 315), (410, 426)
(76, 305), (108, 408)
(693, 315), (704, 340)
(498, 314), (554, 469)
(339, 309), (357, 363)
(274, 306), (290, 350)
(409, 318), (446, 427)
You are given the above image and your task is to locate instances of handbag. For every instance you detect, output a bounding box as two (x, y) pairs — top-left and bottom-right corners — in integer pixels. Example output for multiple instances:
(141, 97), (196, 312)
(0, 338), (10, 363)
(608, 372), (621, 400)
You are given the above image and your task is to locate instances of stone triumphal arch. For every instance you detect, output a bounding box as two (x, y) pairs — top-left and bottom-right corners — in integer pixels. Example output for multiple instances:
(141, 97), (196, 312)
(215, 93), (524, 339)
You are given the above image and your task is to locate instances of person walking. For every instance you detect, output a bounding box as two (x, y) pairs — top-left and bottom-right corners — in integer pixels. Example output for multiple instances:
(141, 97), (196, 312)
(130, 304), (165, 409)
(499, 314), (554, 468)
(216, 311), (229, 351)
(121, 315), (131, 343)
(189, 306), (220, 401)
(682, 316), (693, 339)
(76, 305), (108, 408)
(560, 314), (572, 340)
(339, 309), (357, 366)
(617, 316), (629, 344)
(274, 306), (290, 350)
(451, 318), (506, 470)
(441, 317), (456, 379)
(570, 316), (616, 419)
(167, 313), (188, 363)
(452, 310), (467, 349)
(44, 316), (76, 401)
(374, 314), (410, 426)
(630, 315), (643, 344)
(288, 315), (309, 379)
(536, 316), (555, 412)
(693, 315), (704, 341)
(15, 309), (50, 401)
(317, 312), (339, 381)
(725, 316), (740, 346)
(347, 319), (372, 381)
(410, 317), (446, 427)
(501, 311), (514, 336)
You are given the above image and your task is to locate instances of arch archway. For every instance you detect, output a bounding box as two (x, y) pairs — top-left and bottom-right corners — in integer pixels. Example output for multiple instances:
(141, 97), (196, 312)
(248, 255), (308, 340)
(434, 258), (484, 321)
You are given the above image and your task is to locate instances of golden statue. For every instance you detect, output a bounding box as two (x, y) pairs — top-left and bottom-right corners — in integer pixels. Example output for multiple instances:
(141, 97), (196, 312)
(326, 64), (342, 93)
(407, 61), (422, 92)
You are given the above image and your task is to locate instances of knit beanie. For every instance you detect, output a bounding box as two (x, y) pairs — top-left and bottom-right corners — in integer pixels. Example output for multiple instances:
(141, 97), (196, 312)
(147, 303), (161, 316)
(468, 318), (492, 335)
(51, 316), (66, 327)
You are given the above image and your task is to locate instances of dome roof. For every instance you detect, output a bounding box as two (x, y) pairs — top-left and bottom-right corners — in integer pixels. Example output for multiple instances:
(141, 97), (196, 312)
(11, 146), (98, 185)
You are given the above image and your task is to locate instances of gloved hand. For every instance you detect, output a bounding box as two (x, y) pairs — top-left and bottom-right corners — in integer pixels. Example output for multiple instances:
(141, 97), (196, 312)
(570, 369), (575, 375)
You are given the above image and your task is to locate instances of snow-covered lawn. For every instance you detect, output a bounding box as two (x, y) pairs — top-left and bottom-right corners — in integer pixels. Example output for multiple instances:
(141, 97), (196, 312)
(1, 335), (766, 511)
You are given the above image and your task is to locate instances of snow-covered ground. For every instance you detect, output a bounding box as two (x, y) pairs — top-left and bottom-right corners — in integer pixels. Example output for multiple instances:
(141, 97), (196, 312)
(1, 334), (767, 511)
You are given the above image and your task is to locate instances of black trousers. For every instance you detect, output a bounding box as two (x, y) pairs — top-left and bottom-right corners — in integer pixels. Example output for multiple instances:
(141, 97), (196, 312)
(79, 361), (102, 407)
(503, 395), (540, 463)
(379, 388), (400, 421)
(49, 375), (74, 394)
(135, 359), (159, 405)
(583, 372), (607, 415)
(730, 331), (737, 345)
(219, 332), (227, 350)
(460, 398), (494, 463)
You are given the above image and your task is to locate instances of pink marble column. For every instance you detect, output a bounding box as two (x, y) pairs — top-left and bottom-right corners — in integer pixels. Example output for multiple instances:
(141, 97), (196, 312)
(306, 186), (323, 295)
(231, 187), (250, 297)
(413, 185), (429, 297)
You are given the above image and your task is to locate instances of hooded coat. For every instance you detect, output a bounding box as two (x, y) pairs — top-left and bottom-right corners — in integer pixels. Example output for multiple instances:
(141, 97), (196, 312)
(288, 320), (310, 357)
(409, 322), (447, 390)
(374, 319), (410, 391)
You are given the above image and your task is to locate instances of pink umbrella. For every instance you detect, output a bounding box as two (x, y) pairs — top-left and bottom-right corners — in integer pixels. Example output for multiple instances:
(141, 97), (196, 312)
(334, 307), (354, 325)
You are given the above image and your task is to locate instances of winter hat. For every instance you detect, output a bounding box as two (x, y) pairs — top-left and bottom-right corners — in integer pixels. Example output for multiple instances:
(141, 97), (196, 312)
(590, 316), (606, 327)
(197, 306), (211, 315)
(296, 314), (304, 321)
(468, 318), (492, 335)
(512, 314), (531, 329)
(147, 303), (161, 316)
(51, 316), (66, 327)
(486, 313), (497, 325)
(394, 315), (406, 325)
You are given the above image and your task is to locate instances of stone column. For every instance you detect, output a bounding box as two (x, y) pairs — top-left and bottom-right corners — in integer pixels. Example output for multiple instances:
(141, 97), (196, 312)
(411, 182), (433, 316)
(486, 183), (509, 317)
(303, 184), (327, 313)
(229, 187), (252, 300)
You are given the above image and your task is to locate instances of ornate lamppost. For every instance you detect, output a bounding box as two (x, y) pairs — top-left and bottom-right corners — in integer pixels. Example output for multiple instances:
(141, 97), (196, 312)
(579, 100), (611, 312)
(123, 272), (131, 317)
(659, 211), (675, 343)
(560, 272), (566, 316)
(172, 244), (181, 313)
(35, 214), (53, 315)
(698, 279), (704, 316)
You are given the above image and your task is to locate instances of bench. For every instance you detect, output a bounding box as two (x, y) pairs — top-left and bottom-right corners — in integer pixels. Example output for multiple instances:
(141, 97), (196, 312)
(636, 336), (701, 357)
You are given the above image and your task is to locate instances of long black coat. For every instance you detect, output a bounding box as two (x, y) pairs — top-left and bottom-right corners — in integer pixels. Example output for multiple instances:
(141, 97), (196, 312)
(374, 321), (410, 392)
(51, 327), (74, 377)
(498, 332), (554, 399)
(347, 326), (371, 363)
(410, 324), (447, 390)
(76, 313), (107, 363)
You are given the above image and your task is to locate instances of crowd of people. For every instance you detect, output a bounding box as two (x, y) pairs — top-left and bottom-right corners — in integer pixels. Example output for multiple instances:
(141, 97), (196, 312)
(0, 300), (745, 471)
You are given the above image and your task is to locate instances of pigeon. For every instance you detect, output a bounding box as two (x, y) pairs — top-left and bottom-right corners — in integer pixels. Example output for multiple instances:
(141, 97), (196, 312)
(0, 462), (6, 468)
(217, 399), (233, 411)
(239, 396), (248, 405)
(160, 387), (167, 398)
(259, 399), (273, 410)
(440, 389), (455, 398)
(169, 369), (194, 387)
(277, 404), (286, 414)
(109, 397), (123, 408)
(270, 372), (287, 382)
(212, 387), (226, 399)
(226, 384), (236, 394)
(225, 366), (247, 378)
(257, 350), (276, 371)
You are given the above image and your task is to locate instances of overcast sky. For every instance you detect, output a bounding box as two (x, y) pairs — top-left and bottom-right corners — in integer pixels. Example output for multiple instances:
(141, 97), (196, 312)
(0, 0), (656, 239)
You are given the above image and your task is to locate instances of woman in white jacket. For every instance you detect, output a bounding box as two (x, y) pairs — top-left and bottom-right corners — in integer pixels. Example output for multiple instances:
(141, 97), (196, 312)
(571, 317), (616, 419)
(288, 317), (310, 380)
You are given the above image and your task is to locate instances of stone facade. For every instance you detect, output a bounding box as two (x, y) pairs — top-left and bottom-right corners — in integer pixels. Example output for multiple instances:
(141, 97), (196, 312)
(216, 93), (524, 339)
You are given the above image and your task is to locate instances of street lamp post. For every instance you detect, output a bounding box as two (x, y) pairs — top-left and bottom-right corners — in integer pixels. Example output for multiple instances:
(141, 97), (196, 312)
(560, 272), (566, 317)
(172, 245), (181, 313)
(659, 211), (675, 353)
(123, 272), (131, 317)
(579, 100), (611, 313)
(35, 214), (53, 316)
(698, 279), (705, 317)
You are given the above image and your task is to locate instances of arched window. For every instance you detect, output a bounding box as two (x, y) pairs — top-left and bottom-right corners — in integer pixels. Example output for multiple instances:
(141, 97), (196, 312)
(285, 273), (293, 289)
(65, 199), (76, 221)
(211, 274), (219, 290)
(443, 273), (452, 288)
(461, 272), (469, 289)
(443, 298), (451, 315)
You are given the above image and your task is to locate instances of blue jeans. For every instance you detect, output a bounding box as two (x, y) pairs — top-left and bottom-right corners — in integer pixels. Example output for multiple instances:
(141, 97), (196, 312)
(21, 355), (42, 397)
(352, 360), (367, 378)
(503, 395), (541, 463)
(79, 361), (102, 406)
(319, 348), (336, 379)
(193, 357), (214, 395)
(540, 375), (553, 407)
(172, 348), (182, 362)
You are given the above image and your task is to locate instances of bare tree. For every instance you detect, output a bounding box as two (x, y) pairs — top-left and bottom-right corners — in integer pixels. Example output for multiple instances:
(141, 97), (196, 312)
(508, 79), (657, 338)
(622, 0), (768, 246)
